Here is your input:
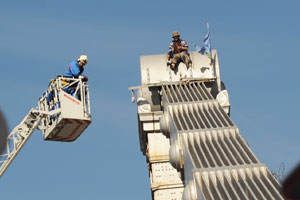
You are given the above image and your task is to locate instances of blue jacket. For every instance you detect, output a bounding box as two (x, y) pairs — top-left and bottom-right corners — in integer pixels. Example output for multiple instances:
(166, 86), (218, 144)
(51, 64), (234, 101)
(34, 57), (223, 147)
(65, 61), (84, 78)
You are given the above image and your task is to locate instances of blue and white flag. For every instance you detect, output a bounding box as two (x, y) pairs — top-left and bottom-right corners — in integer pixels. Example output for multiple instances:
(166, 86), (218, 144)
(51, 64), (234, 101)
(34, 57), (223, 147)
(203, 23), (211, 57)
(194, 23), (212, 59)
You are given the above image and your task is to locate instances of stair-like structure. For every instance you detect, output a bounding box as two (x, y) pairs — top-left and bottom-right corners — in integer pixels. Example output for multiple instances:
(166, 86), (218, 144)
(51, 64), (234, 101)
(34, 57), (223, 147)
(131, 51), (283, 199)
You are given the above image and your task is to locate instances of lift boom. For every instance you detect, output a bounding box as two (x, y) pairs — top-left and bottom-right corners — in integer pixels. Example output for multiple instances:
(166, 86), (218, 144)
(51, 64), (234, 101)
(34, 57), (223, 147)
(0, 76), (92, 177)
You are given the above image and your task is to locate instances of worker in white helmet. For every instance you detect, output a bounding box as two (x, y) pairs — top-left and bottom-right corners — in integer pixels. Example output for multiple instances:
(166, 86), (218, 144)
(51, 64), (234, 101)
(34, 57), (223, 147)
(65, 55), (88, 81)
(46, 55), (89, 125)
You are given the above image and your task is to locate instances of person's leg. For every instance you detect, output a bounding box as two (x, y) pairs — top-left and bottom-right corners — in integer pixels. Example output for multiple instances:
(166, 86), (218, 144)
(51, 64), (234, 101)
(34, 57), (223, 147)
(180, 52), (191, 68)
(171, 53), (180, 69)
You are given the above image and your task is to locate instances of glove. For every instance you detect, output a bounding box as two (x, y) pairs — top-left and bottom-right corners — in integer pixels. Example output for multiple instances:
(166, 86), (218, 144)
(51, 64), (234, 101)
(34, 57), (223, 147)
(83, 75), (88, 82)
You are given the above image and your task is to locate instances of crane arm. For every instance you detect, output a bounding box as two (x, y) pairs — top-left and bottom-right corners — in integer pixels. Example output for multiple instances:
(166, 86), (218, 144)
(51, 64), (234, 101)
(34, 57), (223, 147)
(0, 109), (47, 177)
(0, 76), (91, 178)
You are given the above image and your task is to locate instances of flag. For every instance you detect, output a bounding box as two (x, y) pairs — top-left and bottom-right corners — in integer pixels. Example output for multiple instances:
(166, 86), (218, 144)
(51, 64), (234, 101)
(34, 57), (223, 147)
(195, 23), (212, 59)
(203, 23), (211, 59)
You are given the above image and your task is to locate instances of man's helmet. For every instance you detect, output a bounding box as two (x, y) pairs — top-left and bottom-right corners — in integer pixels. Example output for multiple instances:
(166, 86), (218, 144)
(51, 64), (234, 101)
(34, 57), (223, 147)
(78, 55), (88, 65)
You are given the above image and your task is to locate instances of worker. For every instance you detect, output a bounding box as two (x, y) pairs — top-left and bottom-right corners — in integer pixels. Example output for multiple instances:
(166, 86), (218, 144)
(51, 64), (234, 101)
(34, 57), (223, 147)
(167, 31), (192, 70)
(65, 55), (88, 81)
(64, 55), (88, 97)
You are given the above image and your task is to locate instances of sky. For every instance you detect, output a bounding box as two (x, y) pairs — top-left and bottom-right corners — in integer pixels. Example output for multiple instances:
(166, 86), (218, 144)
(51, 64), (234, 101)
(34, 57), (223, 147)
(0, 0), (300, 199)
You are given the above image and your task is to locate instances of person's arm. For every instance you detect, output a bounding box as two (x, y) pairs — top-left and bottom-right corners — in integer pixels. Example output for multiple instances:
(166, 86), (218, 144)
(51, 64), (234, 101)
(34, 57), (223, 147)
(178, 40), (188, 51)
(70, 62), (81, 77)
(167, 42), (173, 60)
(178, 46), (188, 51)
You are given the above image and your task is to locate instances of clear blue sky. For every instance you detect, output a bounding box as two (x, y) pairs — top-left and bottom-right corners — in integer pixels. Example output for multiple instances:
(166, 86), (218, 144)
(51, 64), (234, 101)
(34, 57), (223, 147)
(1, 0), (299, 199)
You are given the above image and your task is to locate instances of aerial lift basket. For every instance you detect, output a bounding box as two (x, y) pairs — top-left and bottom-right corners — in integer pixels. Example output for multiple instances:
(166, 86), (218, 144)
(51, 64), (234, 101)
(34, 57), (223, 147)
(38, 76), (91, 142)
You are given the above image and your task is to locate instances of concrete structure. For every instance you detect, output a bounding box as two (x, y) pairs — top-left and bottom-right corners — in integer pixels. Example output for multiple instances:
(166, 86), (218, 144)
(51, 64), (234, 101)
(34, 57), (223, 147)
(130, 51), (283, 199)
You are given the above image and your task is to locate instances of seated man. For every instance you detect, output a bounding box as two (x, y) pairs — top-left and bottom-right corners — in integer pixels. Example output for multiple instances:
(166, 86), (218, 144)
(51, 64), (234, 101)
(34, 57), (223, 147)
(167, 31), (192, 70)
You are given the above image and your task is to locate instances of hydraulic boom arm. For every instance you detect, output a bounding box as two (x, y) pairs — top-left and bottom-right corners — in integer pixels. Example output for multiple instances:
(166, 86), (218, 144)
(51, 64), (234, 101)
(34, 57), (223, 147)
(0, 76), (92, 178)
(0, 109), (47, 177)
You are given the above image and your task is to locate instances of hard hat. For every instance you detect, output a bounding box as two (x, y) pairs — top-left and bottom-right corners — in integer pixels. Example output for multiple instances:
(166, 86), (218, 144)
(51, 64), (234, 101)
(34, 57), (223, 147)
(172, 31), (180, 38)
(77, 55), (88, 65)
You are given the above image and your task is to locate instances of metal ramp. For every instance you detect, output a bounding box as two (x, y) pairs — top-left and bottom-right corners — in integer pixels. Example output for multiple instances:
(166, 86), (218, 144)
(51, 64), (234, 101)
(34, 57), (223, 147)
(160, 82), (283, 200)
(130, 50), (283, 199)
(0, 76), (92, 177)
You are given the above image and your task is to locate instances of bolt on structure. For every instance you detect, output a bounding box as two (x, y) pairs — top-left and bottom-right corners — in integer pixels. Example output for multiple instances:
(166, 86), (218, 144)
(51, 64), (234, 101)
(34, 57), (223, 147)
(130, 51), (283, 200)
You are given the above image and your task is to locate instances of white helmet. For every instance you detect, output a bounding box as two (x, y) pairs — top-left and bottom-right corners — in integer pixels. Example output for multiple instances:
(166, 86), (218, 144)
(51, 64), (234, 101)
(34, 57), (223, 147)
(77, 55), (88, 65)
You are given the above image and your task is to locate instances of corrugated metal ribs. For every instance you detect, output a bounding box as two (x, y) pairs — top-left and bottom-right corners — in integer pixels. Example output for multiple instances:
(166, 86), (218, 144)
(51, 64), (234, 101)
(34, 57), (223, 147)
(168, 103), (234, 131)
(182, 130), (259, 169)
(194, 166), (282, 200)
(162, 82), (214, 103)
(161, 81), (283, 200)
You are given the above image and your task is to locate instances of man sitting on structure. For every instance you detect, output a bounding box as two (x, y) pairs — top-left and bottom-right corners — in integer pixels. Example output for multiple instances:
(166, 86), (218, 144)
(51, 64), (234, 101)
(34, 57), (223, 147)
(167, 31), (192, 70)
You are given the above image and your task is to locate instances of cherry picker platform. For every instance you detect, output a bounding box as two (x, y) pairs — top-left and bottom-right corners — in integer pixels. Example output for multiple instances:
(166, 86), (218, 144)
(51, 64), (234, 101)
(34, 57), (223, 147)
(0, 76), (92, 177)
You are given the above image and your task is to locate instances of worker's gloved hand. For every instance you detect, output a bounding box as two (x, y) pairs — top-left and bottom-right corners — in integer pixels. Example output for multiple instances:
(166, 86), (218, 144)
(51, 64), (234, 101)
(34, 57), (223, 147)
(79, 75), (88, 82)
(83, 75), (88, 82)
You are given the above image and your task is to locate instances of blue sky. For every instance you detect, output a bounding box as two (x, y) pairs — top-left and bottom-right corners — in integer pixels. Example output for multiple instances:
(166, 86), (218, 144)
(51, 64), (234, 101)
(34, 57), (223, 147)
(0, 0), (300, 199)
